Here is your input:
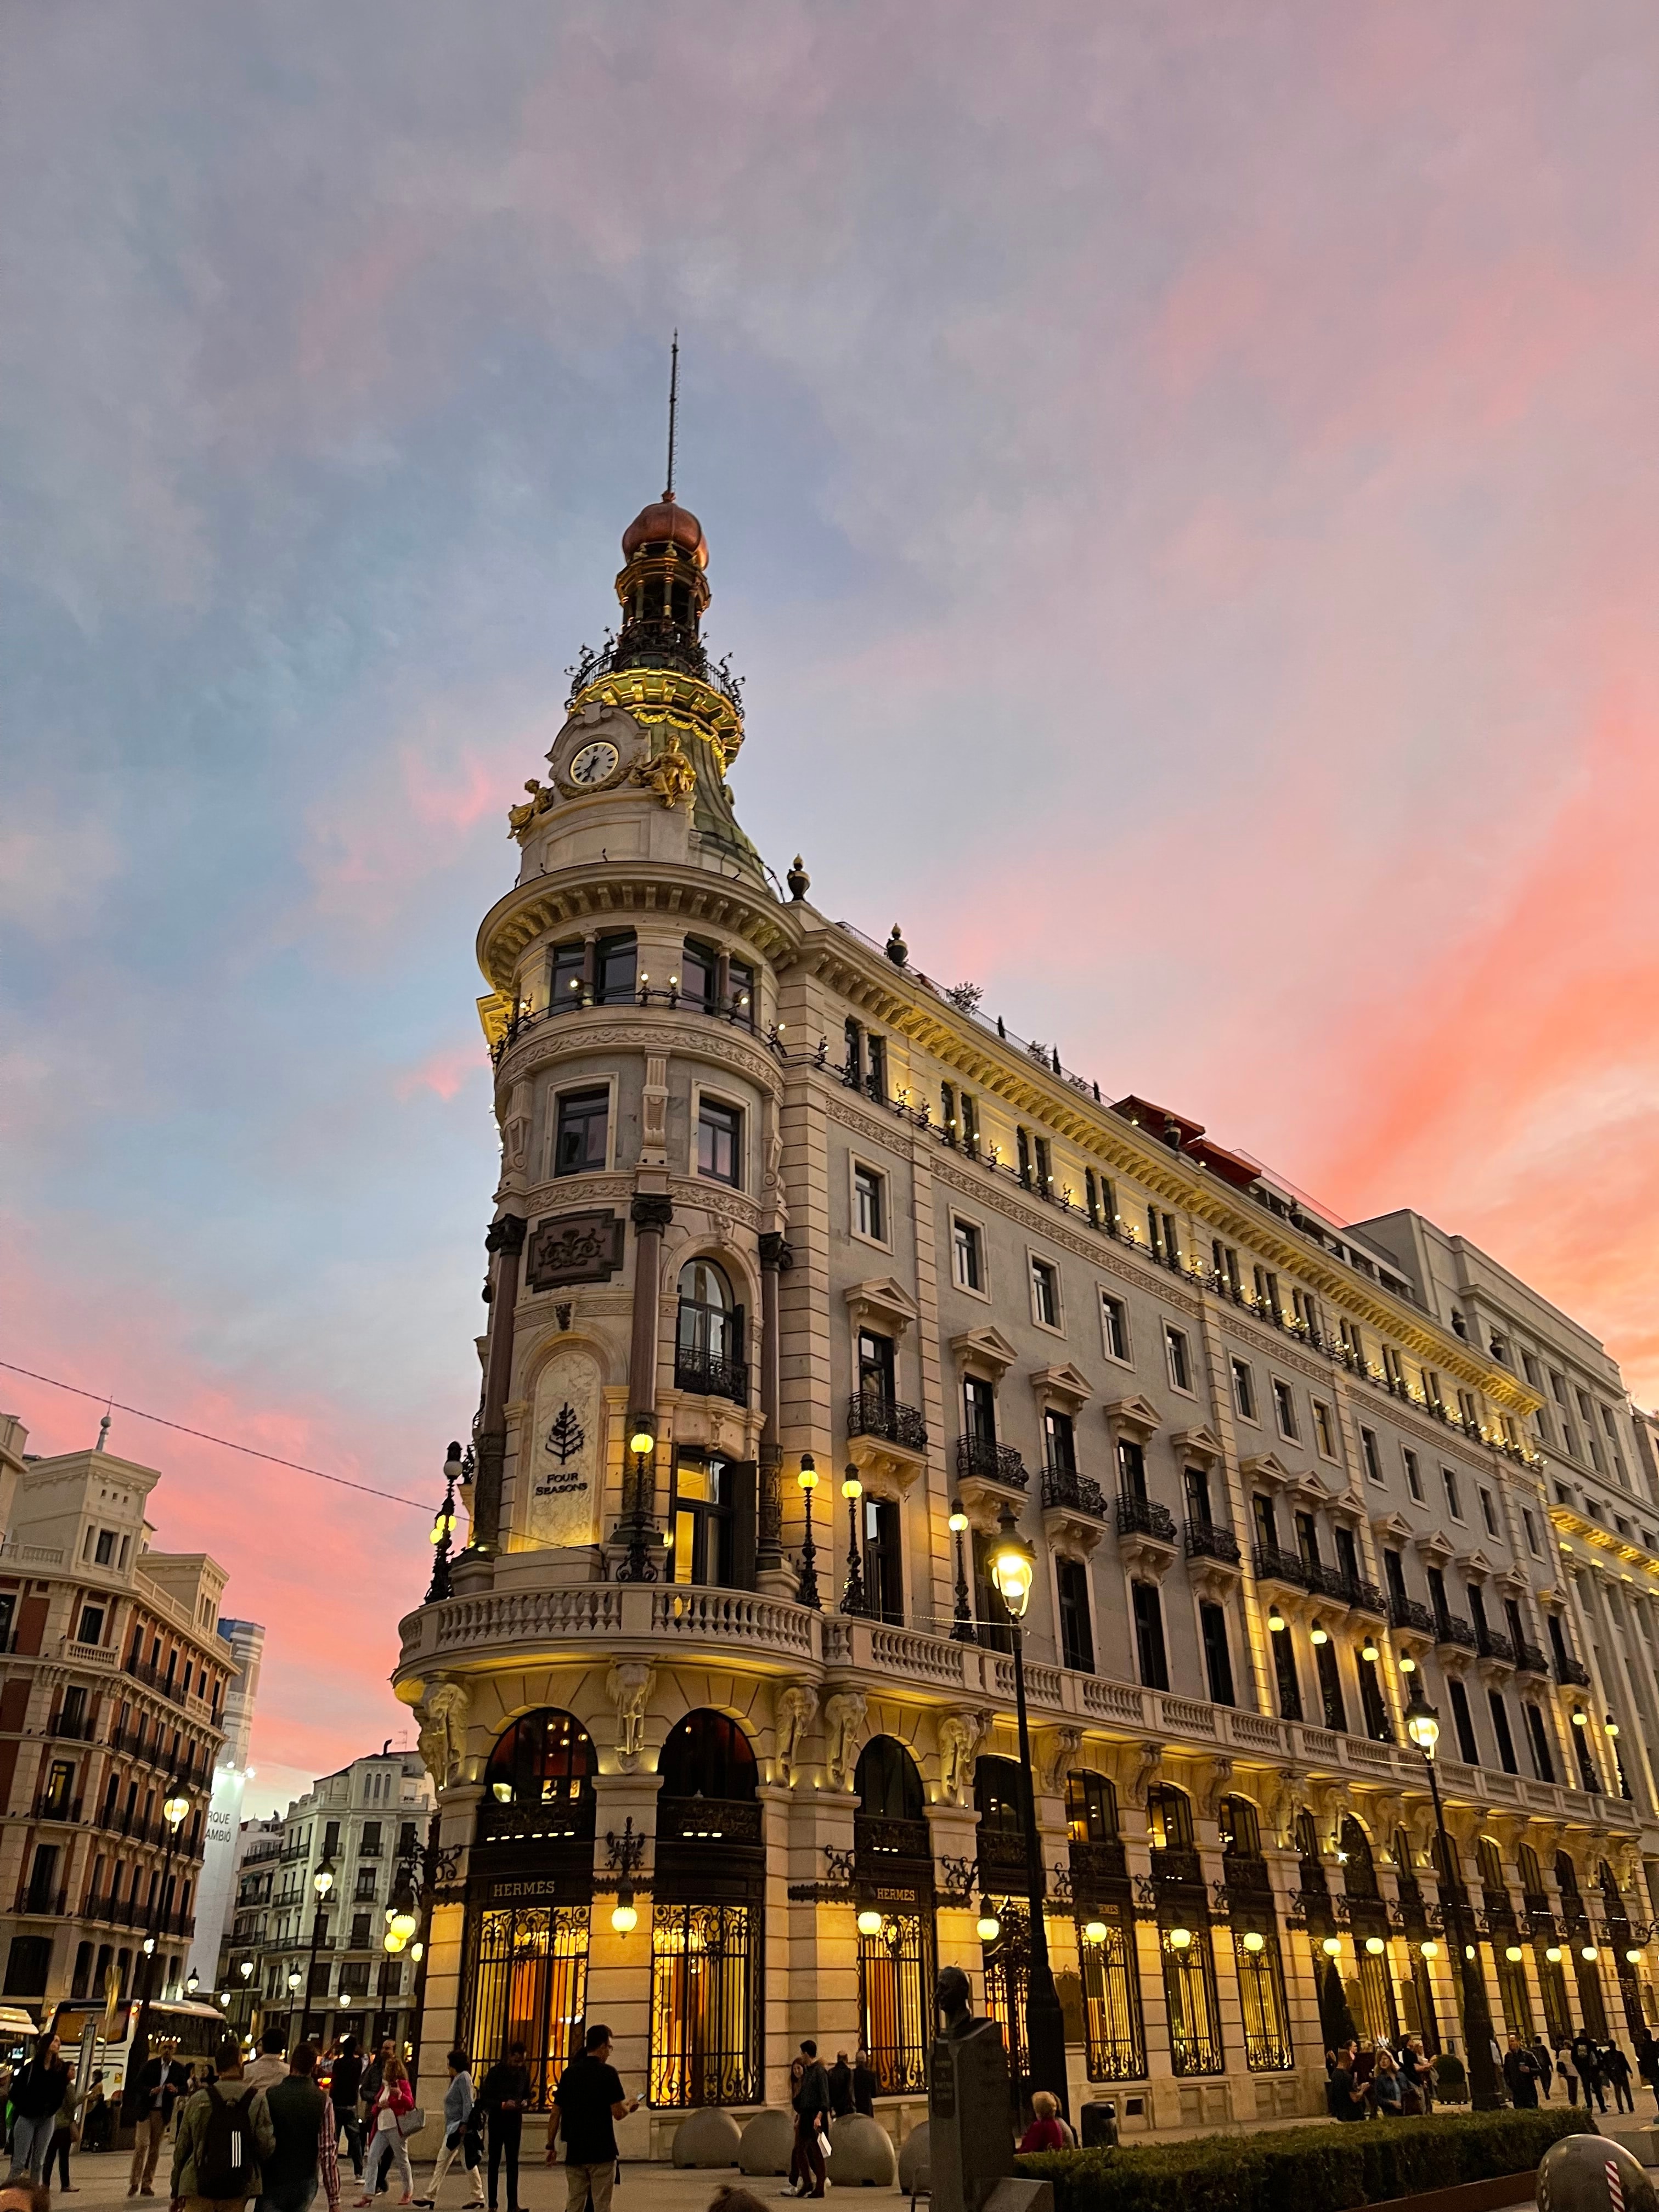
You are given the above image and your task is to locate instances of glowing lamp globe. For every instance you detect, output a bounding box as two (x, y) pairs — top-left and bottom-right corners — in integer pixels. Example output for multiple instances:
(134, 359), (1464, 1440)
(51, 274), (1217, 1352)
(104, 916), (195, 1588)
(611, 1901), (638, 1936)
(856, 1910), (883, 1938)
(1241, 1931), (1265, 1954)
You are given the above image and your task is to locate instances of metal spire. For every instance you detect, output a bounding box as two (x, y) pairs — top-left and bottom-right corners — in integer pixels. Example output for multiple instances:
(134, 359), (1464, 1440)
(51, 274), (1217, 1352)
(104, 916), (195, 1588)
(664, 331), (679, 500)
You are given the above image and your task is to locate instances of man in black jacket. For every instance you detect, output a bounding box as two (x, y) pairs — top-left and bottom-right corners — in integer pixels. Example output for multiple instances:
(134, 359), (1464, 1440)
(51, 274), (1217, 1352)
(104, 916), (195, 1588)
(1503, 2034), (1542, 2109)
(851, 2049), (879, 2119)
(790, 2042), (831, 2202)
(827, 2054), (854, 2120)
(476, 2045), (532, 2212)
(329, 2041), (364, 2178)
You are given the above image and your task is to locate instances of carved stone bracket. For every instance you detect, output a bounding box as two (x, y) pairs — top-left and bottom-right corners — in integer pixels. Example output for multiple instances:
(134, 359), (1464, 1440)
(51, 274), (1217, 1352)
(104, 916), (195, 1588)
(607, 1660), (655, 1773)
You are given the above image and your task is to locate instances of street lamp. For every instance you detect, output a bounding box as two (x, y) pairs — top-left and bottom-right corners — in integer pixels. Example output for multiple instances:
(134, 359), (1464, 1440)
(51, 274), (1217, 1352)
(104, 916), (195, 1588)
(302, 1853), (335, 2043)
(948, 1503), (974, 1643)
(427, 1443), (463, 1603)
(988, 1506), (1069, 2120)
(840, 1470), (866, 1616)
(618, 1417), (660, 1583)
(1404, 1686), (1501, 2110)
(796, 1457), (821, 1611)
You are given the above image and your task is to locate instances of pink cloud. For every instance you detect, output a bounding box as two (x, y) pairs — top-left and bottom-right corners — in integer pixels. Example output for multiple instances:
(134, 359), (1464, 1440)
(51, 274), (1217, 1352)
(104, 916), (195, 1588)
(395, 1040), (484, 1102)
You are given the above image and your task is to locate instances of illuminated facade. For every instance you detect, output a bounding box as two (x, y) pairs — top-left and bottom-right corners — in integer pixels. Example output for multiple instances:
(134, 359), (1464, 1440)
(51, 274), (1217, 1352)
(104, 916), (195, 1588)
(392, 487), (1659, 2147)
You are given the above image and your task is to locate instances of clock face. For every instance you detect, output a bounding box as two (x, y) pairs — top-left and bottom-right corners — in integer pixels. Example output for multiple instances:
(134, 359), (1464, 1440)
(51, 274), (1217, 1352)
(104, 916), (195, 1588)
(568, 739), (620, 788)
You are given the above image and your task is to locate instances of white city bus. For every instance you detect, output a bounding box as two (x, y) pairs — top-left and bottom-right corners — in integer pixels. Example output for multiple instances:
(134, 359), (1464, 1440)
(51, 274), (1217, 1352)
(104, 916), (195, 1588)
(50, 1997), (230, 2098)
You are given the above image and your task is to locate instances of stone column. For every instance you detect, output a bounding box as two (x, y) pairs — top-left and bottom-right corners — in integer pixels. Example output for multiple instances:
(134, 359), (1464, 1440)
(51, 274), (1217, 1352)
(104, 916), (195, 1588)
(471, 1215), (527, 1553)
(588, 1769), (662, 2155)
(628, 1197), (673, 1520)
(757, 1233), (792, 1585)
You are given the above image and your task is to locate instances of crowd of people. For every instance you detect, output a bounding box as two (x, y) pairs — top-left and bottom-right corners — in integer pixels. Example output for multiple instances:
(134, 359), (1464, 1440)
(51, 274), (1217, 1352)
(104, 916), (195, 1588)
(1325, 2025), (1659, 2119)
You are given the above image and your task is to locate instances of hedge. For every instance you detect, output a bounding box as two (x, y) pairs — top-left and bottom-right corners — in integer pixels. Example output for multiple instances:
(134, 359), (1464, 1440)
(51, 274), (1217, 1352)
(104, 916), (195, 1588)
(1015, 2105), (1595, 2212)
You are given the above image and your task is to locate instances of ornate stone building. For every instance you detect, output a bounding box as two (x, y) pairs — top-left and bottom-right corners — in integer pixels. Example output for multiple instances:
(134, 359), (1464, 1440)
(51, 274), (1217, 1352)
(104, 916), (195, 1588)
(392, 486), (1659, 2146)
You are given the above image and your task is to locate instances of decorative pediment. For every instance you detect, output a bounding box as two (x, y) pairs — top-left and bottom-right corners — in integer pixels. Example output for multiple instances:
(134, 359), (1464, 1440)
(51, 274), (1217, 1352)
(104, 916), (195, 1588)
(1239, 1452), (1294, 1489)
(1455, 1547), (1496, 1578)
(1328, 1491), (1367, 1525)
(1103, 1393), (1162, 1442)
(950, 1324), (1020, 1380)
(844, 1276), (919, 1338)
(1370, 1512), (1415, 1542)
(1171, 1425), (1224, 1468)
(1496, 1566), (1531, 1596)
(1292, 1472), (1338, 1509)
(1414, 1530), (1455, 1565)
(1030, 1362), (1094, 1413)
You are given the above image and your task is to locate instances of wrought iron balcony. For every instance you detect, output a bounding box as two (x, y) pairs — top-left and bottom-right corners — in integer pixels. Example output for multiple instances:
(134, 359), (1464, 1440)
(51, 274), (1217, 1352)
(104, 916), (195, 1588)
(853, 1816), (933, 1864)
(1346, 1578), (1389, 1617)
(47, 1711), (100, 1742)
(1251, 1543), (1309, 1589)
(847, 1394), (928, 1452)
(31, 1793), (82, 1824)
(1475, 1627), (1515, 1664)
(1555, 1654), (1592, 1688)
(1434, 1613), (1477, 1652)
(1221, 1854), (1273, 1899)
(1184, 1521), (1242, 1566)
(955, 1436), (1028, 1488)
(1304, 1560), (1352, 1604)
(1150, 1846), (1204, 1889)
(1388, 1595), (1435, 1634)
(978, 1830), (1031, 1882)
(1515, 1642), (1550, 1675)
(1116, 1495), (1177, 1545)
(656, 1795), (763, 1846)
(1069, 1839), (1130, 1896)
(673, 1347), (750, 1404)
(1042, 1465), (1109, 1519)
(566, 625), (744, 711)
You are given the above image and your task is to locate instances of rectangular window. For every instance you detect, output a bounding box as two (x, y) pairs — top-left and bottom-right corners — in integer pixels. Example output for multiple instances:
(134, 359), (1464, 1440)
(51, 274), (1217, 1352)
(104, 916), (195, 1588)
(1131, 1581), (1169, 1691)
(853, 1164), (886, 1243)
(669, 1454), (736, 1588)
(93, 1528), (115, 1567)
(350, 1912), (371, 1950)
(1488, 1690), (1519, 1775)
(1117, 1439), (1147, 1502)
(1525, 1703), (1555, 1784)
(1522, 1352), (1542, 1388)
(1199, 1602), (1234, 1706)
(680, 936), (718, 1009)
(1165, 1325), (1192, 1393)
(963, 1375), (996, 1443)
(1057, 1559), (1094, 1674)
(1231, 1358), (1256, 1422)
(697, 1098), (742, 1186)
(1442, 1467), (1463, 1521)
(1313, 1402), (1336, 1459)
(1448, 1677), (1480, 1764)
(594, 930), (637, 1005)
(1043, 1409), (1077, 1475)
(960, 1092), (979, 1156)
(857, 1330), (896, 1405)
(1479, 1487), (1498, 1537)
(1271, 1379), (1297, 1441)
(952, 1218), (982, 1291)
(865, 1036), (887, 1103)
(862, 1496), (903, 1626)
(1359, 1427), (1382, 1484)
(76, 1605), (104, 1645)
(1030, 1258), (1060, 1330)
(1100, 1293), (1129, 1363)
(553, 1087), (608, 1176)
(1272, 1625), (1302, 1721)
(1183, 1465), (1213, 1529)
(1403, 1448), (1424, 1503)
(549, 937), (586, 1006)
(1522, 1508), (1541, 1556)
(1314, 1638), (1347, 1733)
(1034, 1136), (1052, 1193)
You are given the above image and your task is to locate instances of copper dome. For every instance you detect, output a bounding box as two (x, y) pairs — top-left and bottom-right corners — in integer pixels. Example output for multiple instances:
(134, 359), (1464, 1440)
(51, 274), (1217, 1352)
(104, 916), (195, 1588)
(621, 493), (708, 567)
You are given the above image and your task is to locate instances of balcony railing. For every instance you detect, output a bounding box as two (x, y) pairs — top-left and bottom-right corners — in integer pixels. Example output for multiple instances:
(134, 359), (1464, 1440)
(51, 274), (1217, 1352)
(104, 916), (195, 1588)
(1346, 1578), (1389, 1617)
(81, 1894), (196, 1938)
(1475, 1628), (1516, 1664)
(32, 1794), (83, 1824)
(1555, 1655), (1592, 1688)
(1150, 1846), (1204, 1889)
(1304, 1560), (1351, 1604)
(656, 1795), (763, 1846)
(978, 1829), (1030, 1882)
(1222, 1854), (1273, 1898)
(47, 1712), (100, 1742)
(955, 1437), (1028, 1489)
(16, 1887), (67, 1918)
(847, 1395), (928, 1452)
(1116, 1495), (1177, 1545)
(1251, 1543), (1308, 1589)
(1434, 1615), (1477, 1652)
(1041, 1466), (1109, 1519)
(1515, 1643), (1550, 1675)
(1069, 1838), (1130, 1894)
(1184, 1521), (1242, 1566)
(673, 1347), (750, 1404)
(123, 1657), (189, 1708)
(1388, 1595), (1435, 1634)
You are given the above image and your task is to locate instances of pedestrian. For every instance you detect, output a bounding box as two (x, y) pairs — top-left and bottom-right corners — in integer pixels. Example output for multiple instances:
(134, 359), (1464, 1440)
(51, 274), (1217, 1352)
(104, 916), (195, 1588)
(1503, 2034), (1542, 2110)
(827, 2053), (854, 2121)
(1329, 2042), (1367, 2123)
(360, 2044), (397, 2200)
(476, 2045), (530, 2212)
(1602, 2041), (1634, 2113)
(1555, 2040), (1577, 2104)
(172, 2035), (277, 2212)
(1636, 2030), (1659, 2117)
(1371, 2050), (1403, 2118)
(851, 2049), (878, 2119)
(259, 2043), (341, 2212)
(9, 2036), (68, 2185)
(549, 2023), (638, 2212)
(247, 2034), (292, 2096)
(416, 2050), (484, 2210)
(1571, 2032), (1607, 2114)
(355, 2057), (414, 2210)
(1400, 2036), (1433, 2116)
(1017, 2092), (1069, 2153)
(1531, 2037), (1554, 2100)
(789, 2041), (832, 2201)
(785, 2051), (808, 2196)
(81, 2073), (111, 2154)
(331, 2042), (365, 2179)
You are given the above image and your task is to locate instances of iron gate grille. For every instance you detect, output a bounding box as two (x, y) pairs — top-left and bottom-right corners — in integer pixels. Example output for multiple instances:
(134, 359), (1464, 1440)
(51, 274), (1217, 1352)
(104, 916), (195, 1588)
(650, 1902), (759, 2108)
(1495, 1948), (1533, 2038)
(1232, 1927), (1293, 2070)
(1160, 1928), (1223, 2075)
(1356, 1949), (1400, 2044)
(1534, 1949), (1571, 2046)
(461, 1903), (589, 2108)
(982, 1899), (1029, 2081)
(1078, 1911), (1146, 2081)
(857, 1912), (933, 2094)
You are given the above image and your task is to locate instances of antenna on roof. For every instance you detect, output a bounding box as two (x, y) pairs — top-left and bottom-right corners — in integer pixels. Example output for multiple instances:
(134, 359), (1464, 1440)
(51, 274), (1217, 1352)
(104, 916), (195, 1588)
(664, 330), (679, 500)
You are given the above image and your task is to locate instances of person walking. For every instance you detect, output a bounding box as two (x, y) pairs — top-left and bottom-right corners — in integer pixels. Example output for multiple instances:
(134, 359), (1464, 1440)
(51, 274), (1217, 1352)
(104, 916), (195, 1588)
(1503, 2034), (1542, 2110)
(549, 2025), (637, 2212)
(9, 2037), (69, 2186)
(46, 2061), (83, 2194)
(827, 2054), (854, 2121)
(1555, 2040), (1577, 2104)
(790, 2043), (832, 2201)
(415, 2051), (484, 2211)
(1571, 2032), (1607, 2114)
(1371, 2050), (1404, 2117)
(355, 2057), (414, 2210)
(1603, 2041), (1635, 2113)
(476, 2046), (531, 2212)
(259, 2044), (341, 2212)
(247, 2034), (292, 2096)
(1530, 2037), (1555, 2100)
(784, 2052), (808, 2196)
(1399, 2036), (1432, 2117)
(851, 2049), (878, 2119)
(330, 2043), (365, 2180)
(172, 2036), (277, 2212)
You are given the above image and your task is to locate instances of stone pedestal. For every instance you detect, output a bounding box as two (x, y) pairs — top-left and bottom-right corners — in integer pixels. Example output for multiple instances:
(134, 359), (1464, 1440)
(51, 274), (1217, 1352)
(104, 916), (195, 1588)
(929, 2020), (1014, 2212)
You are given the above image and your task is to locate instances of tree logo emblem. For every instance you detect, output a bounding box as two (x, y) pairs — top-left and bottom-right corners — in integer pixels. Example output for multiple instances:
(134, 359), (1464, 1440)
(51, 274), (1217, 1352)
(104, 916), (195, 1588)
(545, 1403), (585, 1463)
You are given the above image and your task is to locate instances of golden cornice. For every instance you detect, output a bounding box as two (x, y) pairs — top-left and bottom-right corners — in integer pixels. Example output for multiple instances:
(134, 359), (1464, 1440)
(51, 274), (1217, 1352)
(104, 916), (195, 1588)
(568, 665), (743, 766)
(1548, 1500), (1659, 1587)
(477, 862), (797, 993)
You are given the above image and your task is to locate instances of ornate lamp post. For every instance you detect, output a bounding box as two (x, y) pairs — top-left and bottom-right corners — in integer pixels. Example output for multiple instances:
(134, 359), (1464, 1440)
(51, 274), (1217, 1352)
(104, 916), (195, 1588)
(840, 1468), (866, 1616)
(617, 1416), (661, 1582)
(797, 1456), (821, 1610)
(989, 1508), (1069, 2119)
(948, 1501), (974, 1641)
(122, 1788), (191, 2118)
(1404, 1686), (1501, 2109)
(302, 1853), (336, 2043)
(427, 1445), (462, 1602)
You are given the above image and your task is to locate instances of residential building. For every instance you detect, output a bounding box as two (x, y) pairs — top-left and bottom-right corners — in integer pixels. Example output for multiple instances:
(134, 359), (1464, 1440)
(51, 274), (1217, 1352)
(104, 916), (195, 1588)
(0, 1426), (240, 2019)
(390, 484), (1659, 2143)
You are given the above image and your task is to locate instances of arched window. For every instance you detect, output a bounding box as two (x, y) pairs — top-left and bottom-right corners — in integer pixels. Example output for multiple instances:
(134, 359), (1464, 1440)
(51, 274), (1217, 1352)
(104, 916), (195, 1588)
(1218, 1795), (1261, 1858)
(480, 1709), (597, 1838)
(1555, 1850), (1582, 1900)
(1518, 1843), (1544, 1898)
(853, 1736), (923, 1822)
(974, 1758), (1025, 1837)
(1476, 1836), (1505, 1892)
(658, 1711), (757, 1802)
(675, 1259), (747, 1402)
(1340, 1814), (1379, 1899)
(1146, 1785), (1193, 1853)
(1294, 1809), (1320, 1864)
(1065, 1772), (1118, 1844)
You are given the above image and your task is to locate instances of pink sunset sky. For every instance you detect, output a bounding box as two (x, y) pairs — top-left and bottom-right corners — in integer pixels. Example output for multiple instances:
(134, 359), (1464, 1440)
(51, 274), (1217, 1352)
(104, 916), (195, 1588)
(3, 2), (1658, 1812)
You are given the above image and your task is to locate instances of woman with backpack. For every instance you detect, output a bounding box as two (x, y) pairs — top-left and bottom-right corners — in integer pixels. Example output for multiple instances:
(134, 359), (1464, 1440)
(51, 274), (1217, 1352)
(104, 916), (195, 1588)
(355, 2055), (415, 2208)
